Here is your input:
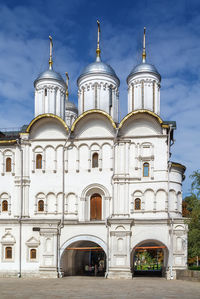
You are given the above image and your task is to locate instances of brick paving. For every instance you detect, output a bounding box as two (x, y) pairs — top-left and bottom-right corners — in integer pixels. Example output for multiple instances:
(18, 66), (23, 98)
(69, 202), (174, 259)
(0, 277), (199, 299)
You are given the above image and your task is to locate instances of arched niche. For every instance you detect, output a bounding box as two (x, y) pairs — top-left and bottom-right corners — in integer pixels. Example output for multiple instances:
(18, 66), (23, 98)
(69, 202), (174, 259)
(71, 110), (116, 138)
(27, 114), (69, 140)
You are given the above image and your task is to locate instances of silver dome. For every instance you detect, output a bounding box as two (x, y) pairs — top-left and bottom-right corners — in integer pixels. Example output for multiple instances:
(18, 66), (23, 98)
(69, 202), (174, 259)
(66, 100), (78, 113)
(77, 61), (119, 84)
(127, 62), (161, 82)
(34, 69), (65, 86)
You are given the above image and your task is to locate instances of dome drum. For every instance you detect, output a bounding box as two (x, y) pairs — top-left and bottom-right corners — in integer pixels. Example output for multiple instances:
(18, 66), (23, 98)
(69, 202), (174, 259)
(78, 75), (119, 123)
(127, 63), (161, 115)
(34, 73), (66, 120)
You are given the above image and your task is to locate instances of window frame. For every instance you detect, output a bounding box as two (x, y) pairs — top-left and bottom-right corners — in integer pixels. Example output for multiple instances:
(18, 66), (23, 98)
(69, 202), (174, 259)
(134, 198), (141, 210)
(92, 152), (99, 168)
(143, 162), (149, 177)
(90, 193), (102, 220)
(6, 157), (12, 172)
(2, 200), (8, 212)
(30, 248), (37, 260)
(38, 200), (44, 212)
(36, 154), (42, 169)
(5, 246), (12, 259)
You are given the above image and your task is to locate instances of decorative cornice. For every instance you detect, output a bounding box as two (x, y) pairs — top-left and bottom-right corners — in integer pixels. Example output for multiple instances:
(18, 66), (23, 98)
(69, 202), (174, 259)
(171, 162), (186, 172)
(0, 140), (17, 144)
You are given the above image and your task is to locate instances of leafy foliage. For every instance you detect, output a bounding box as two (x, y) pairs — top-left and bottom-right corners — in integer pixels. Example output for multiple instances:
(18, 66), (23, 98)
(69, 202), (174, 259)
(183, 170), (200, 260)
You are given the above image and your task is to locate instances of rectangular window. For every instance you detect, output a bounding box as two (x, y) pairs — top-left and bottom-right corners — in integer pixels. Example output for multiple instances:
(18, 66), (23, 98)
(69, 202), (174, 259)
(30, 248), (37, 259)
(5, 247), (12, 259)
(143, 162), (149, 177)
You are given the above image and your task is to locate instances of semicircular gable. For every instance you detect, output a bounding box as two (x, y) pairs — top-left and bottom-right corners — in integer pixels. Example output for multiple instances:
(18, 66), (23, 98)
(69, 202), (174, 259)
(119, 110), (163, 136)
(71, 110), (116, 138)
(27, 114), (69, 139)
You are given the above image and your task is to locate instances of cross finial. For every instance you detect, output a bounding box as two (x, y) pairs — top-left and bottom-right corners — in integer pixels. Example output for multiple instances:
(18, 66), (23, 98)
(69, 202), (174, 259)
(49, 35), (53, 69)
(96, 20), (101, 61)
(65, 72), (69, 100)
(142, 27), (146, 63)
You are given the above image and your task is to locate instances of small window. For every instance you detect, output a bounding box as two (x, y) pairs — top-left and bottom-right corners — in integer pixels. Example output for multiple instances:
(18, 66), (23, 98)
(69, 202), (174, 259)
(143, 162), (149, 177)
(45, 88), (47, 96)
(135, 198), (141, 210)
(2, 200), (8, 212)
(30, 248), (37, 259)
(36, 154), (42, 169)
(38, 200), (44, 212)
(6, 157), (11, 172)
(5, 247), (12, 259)
(92, 153), (98, 168)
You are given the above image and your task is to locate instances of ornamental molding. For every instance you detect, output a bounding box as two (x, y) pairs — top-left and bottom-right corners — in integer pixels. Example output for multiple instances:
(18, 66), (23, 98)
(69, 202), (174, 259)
(110, 231), (132, 237)
(26, 236), (40, 247)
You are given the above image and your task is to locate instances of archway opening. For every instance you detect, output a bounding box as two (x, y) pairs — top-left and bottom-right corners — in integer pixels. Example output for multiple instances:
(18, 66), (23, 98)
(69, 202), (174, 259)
(131, 241), (168, 277)
(61, 240), (106, 277)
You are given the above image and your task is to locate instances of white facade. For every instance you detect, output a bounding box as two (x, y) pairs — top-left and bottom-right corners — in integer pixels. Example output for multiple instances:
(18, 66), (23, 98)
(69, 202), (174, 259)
(0, 38), (187, 279)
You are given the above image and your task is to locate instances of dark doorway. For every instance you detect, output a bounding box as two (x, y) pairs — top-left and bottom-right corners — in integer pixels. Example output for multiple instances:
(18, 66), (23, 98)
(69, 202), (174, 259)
(61, 240), (106, 277)
(132, 242), (167, 277)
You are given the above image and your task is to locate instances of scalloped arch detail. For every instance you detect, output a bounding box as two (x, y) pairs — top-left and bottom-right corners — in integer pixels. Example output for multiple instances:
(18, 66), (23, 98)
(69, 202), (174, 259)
(118, 110), (164, 129)
(26, 114), (69, 133)
(71, 109), (116, 132)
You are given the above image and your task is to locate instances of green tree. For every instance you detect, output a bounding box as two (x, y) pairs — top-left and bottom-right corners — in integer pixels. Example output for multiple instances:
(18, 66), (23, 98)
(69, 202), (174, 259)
(183, 170), (200, 263)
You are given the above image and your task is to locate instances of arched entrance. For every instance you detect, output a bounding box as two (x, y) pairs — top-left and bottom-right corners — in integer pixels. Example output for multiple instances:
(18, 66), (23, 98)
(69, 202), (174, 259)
(60, 237), (107, 277)
(131, 240), (168, 277)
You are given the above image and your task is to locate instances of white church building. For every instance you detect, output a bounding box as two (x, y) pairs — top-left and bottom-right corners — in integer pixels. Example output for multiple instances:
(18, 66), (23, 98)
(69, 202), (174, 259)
(0, 24), (187, 279)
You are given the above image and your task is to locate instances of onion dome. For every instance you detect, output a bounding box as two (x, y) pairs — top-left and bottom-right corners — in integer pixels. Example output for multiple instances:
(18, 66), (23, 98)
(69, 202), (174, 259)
(78, 61), (118, 80)
(34, 69), (65, 86)
(77, 20), (119, 85)
(34, 35), (65, 87)
(127, 27), (161, 83)
(65, 72), (78, 113)
(66, 100), (78, 113)
(34, 36), (66, 120)
(77, 59), (119, 86)
(127, 62), (161, 82)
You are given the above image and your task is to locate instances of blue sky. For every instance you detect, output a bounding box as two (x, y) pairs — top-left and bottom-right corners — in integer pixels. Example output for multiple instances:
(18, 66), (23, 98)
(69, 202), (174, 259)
(0, 0), (199, 196)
